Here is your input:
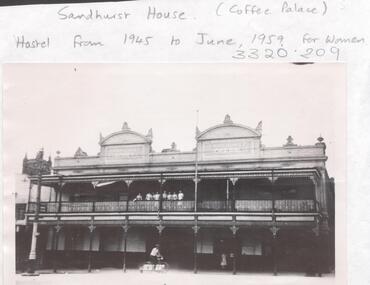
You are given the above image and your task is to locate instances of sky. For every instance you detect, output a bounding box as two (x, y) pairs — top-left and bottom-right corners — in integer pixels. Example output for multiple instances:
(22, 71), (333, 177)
(3, 63), (346, 182)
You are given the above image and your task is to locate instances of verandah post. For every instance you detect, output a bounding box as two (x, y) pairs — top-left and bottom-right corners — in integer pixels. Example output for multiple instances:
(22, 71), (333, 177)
(230, 225), (239, 275)
(159, 174), (164, 212)
(270, 226), (279, 276)
(57, 177), (64, 213)
(27, 169), (42, 273)
(192, 223), (200, 274)
(87, 223), (96, 273)
(124, 180), (132, 212)
(52, 224), (62, 273)
(121, 222), (129, 272)
(156, 221), (165, 249)
(230, 178), (238, 212)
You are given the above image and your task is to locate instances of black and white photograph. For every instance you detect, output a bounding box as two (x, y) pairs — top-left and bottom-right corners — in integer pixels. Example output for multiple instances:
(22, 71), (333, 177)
(3, 63), (345, 285)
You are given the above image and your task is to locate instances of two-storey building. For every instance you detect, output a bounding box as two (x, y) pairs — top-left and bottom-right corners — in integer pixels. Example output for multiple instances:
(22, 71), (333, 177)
(22, 115), (335, 275)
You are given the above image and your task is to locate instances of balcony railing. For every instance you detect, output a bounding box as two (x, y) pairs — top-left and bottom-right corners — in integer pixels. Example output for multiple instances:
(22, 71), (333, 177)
(61, 202), (93, 213)
(162, 200), (195, 212)
(127, 201), (159, 212)
(28, 202), (59, 213)
(95, 201), (127, 212)
(197, 200), (233, 212)
(235, 200), (273, 212)
(27, 199), (316, 214)
(16, 203), (27, 220)
(274, 199), (315, 212)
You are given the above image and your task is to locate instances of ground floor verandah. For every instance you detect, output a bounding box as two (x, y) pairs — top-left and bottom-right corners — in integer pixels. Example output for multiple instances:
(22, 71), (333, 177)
(16, 223), (332, 276)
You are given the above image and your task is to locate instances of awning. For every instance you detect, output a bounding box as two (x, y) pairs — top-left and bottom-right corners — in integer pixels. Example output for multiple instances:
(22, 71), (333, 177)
(92, 181), (118, 188)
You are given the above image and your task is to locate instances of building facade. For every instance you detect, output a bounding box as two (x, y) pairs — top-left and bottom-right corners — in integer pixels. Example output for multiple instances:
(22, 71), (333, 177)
(19, 115), (335, 275)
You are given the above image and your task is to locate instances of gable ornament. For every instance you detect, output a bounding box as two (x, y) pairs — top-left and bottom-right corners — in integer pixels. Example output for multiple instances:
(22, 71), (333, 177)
(223, 114), (233, 124)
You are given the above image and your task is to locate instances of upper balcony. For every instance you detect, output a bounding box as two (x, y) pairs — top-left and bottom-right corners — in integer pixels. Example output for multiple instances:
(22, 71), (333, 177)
(26, 174), (322, 226)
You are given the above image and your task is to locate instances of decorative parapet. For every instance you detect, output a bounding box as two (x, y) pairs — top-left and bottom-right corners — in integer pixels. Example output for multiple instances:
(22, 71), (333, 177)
(54, 156), (101, 168)
(161, 142), (179, 153)
(196, 114), (262, 161)
(52, 117), (327, 171)
(284, 136), (297, 147)
(262, 145), (326, 158)
(223, 114), (233, 124)
(74, 147), (88, 158)
(98, 123), (152, 164)
(146, 128), (153, 140)
(150, 151), (194, 163)
(315, 136), (326, 154)
(255, 121), (262, 134)
(54, 144), (326, 170)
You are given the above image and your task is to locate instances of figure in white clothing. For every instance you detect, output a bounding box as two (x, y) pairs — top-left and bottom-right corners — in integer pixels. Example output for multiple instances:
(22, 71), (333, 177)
(220, 253), (227, 270)
(153, 192), (160, 200)
(149, 244), (163, 264)
(178, 190), (184, 200)
(133, 193), (142, 201)
(162, 191), (167, 200)
(146, 192), (153, 201)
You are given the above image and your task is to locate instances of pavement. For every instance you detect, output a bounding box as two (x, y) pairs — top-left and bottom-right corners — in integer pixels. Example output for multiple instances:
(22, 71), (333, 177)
(15, 268), (336, 285)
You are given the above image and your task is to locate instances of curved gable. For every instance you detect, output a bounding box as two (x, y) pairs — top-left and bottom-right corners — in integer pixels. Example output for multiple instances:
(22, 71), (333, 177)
(197, 115), (262, 161)
(101, 131), (150, 146)
(99, 123), (152, 164)
(198, 124), (260, 140)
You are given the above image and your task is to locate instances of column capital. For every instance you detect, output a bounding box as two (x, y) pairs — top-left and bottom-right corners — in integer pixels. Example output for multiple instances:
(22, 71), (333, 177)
(156, 224), (165, 234)
(192, 225), (200, 234)
(270, 226), (280, 238)
(229, 178), (239, 186)
(268, 177), (278, 183)
(125, 179), (133, 187)
(230, 225), (239, 235)
(193, 178), (201, 184)
(88, 224), (96, 233)
(121, 223), (130, 233)
(54, 224), (62, 233)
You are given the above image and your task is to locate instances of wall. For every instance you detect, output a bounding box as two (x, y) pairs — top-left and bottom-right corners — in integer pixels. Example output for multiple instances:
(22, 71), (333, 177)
(239, 231), (262, 256)
(46, 228), (100, 251)
(124, 228), (146, 253)
(197, 230), (213, 254)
